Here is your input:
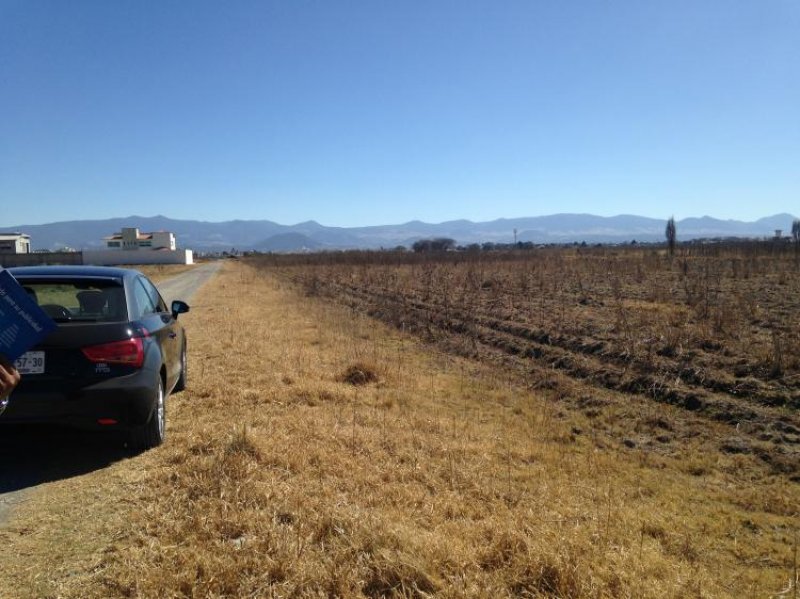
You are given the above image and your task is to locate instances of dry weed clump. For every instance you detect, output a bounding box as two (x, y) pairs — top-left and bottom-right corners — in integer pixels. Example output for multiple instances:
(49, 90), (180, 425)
(339, 361), (381, 386)
(0, 258), (797, 598)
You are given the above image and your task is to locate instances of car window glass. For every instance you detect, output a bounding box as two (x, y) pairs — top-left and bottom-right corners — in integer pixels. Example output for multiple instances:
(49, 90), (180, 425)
(143, 277), (168, 313)
(134, 278), (158, 316)
(19, 279), (126, 322)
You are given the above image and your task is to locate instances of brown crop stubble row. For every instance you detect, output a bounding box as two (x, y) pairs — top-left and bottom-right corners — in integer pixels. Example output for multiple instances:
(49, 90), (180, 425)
(0, 258), (797, 598)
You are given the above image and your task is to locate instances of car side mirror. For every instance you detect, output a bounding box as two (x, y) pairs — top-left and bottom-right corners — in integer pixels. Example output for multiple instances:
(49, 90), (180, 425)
(171, 300), (190, 319)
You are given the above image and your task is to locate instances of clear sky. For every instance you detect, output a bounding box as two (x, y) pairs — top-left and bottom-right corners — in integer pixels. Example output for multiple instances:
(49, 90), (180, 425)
(1, 1), (798, 227)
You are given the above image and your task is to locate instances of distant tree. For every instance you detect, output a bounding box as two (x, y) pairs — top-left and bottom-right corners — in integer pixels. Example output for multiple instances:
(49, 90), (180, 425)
(414, 239), (434, 253)
(665, 217), (677, 258)
(411, 240), (430, 253)
(792, 219), (800, 246)
(432, 237), (456, 251)
(412, 238), (456, 253)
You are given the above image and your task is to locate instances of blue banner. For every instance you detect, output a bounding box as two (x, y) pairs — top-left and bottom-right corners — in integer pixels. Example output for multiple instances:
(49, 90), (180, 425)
(0, 269), (57, 362)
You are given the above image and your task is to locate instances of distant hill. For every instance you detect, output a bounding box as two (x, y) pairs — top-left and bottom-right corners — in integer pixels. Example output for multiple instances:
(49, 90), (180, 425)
(2, 213), (797, 253)
(254, 232), (323, 252)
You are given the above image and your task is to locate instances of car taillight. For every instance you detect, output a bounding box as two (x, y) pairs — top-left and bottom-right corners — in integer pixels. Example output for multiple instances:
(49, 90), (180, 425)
(82, 337), (145, 368)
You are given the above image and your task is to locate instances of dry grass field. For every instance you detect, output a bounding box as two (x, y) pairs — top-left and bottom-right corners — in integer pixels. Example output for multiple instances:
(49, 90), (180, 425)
(0, 249), (797, 598)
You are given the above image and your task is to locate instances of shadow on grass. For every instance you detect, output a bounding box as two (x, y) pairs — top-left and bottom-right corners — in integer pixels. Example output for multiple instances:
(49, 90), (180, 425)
(0, 424), (134, 494)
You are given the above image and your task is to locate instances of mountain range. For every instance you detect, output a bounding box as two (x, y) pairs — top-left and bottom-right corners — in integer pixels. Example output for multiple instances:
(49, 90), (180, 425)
(3, 213), (798, 253)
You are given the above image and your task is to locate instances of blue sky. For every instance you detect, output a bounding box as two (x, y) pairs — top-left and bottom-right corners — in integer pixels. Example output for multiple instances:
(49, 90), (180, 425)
(1, 1), (798, 227)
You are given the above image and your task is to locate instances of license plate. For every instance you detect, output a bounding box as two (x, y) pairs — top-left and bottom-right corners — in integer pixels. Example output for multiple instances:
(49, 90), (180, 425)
(14, 351), (45, 375)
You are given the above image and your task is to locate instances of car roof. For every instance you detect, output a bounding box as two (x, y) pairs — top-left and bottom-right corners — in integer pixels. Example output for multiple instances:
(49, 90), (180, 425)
(7, 265), (142, 280)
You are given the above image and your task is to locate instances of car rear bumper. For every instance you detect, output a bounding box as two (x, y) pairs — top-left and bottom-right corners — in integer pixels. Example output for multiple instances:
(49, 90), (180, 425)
(0, 369), (160, 430)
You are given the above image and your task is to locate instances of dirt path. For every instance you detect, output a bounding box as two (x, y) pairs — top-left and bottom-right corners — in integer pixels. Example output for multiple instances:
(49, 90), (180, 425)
(156, 261), (221, 305)
(0, 261), (222, 527)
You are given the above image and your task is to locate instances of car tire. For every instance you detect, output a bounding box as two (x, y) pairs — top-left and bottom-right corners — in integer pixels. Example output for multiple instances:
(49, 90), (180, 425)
(174, 344), (187, 392)
(129, 376), (166, 450)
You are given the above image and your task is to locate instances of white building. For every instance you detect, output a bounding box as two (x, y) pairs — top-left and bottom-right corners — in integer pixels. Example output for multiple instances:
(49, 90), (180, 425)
(0, 233), (31, 254)
(86, 227), (192, 266)
(104, 227), (177, 251)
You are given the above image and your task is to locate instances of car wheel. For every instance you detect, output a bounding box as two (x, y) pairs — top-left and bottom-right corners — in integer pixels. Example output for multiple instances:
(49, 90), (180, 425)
(129, 376), (166, 450)
(174, 345), (187, 392)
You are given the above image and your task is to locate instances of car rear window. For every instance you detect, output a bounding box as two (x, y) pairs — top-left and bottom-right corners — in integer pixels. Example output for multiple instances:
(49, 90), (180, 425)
(19, 278), (127, 323)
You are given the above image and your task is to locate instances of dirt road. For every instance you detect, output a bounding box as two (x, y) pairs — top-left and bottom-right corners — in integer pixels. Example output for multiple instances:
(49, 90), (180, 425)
(0, 261), (222, 526)
(156, 261), (221, 305)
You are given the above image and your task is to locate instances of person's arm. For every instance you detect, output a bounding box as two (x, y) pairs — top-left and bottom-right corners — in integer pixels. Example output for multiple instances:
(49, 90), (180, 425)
(0, 355), (20, 400)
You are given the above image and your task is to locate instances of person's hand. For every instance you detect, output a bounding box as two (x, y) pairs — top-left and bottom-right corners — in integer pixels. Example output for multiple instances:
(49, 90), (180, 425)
(0, 355), (21, 401)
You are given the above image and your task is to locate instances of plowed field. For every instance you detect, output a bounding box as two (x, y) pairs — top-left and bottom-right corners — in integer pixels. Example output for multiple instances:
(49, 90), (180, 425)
(265, 245), (800, 477)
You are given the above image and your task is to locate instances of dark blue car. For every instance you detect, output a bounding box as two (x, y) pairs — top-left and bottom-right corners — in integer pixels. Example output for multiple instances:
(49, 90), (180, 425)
(3, 266), (189, 449)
